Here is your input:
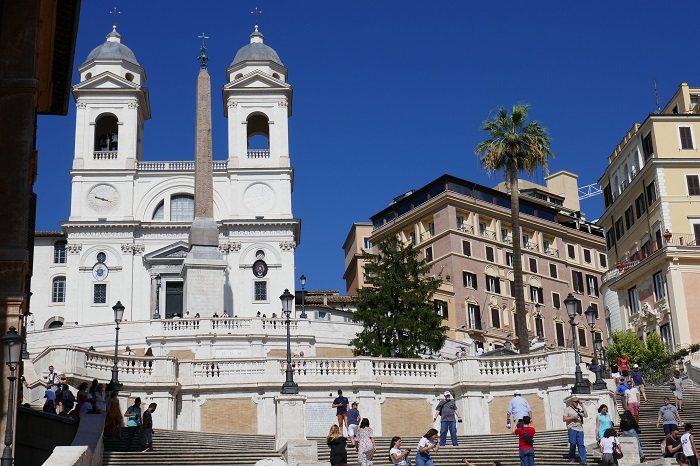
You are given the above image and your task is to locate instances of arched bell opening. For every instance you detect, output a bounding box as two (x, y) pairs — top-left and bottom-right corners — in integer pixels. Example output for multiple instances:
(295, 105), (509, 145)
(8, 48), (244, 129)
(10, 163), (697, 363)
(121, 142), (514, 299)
(94, 114), (119, 152)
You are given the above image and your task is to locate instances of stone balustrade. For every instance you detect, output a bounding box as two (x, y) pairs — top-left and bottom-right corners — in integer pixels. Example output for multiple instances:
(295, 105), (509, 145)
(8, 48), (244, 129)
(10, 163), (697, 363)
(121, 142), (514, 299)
(135, 161), (228, 171)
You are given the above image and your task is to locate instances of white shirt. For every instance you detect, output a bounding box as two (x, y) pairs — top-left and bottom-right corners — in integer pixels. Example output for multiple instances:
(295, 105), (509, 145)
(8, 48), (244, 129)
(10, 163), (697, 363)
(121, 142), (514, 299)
(682, 432), (695, 457)
(390, 447), (408, 465)
(626, 387), (639, 404)
(600, 436), (618, 454)
(418, 437), (434, 453)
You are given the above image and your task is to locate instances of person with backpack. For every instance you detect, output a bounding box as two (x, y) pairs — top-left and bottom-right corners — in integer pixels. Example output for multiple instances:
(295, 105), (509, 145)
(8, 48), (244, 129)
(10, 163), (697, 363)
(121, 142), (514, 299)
(513, 415), (535, 466)
(433, 391), (462, 446)
(123, 397), (143, 451)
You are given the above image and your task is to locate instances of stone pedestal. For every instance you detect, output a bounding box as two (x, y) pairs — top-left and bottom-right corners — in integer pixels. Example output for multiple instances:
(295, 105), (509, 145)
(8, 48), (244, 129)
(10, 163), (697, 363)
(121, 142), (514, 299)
(181, 243), (226, 315)
(275, 394), (307, 450)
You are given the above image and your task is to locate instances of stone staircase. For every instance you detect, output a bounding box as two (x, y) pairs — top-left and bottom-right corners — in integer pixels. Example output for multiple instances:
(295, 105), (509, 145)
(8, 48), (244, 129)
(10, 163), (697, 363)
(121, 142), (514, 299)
(614, 382), (700, 461)
(104, 428), (603, 465)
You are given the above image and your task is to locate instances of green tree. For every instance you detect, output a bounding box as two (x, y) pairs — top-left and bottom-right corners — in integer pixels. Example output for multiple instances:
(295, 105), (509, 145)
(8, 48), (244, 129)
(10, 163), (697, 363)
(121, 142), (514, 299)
(475, 104), (553, 354)
(351, 236), (447, 358)
(605, 330), (670, 367)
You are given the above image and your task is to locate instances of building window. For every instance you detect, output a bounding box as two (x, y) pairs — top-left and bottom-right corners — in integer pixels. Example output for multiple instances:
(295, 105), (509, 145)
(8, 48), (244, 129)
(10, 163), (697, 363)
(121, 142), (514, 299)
(646, 180), (657, 205)
(463, 272), (477, 289)
(687, 175), (700, 196)
(52, 277), (66, 303)
(543, 240), (552, 255)
(556, 322), (565, 347)
(583, 249), (591, 264)
(578, 327), (587, 347)
(479, 222), (487, 237)
(486, 275), (501, 294)
(653, 271), (666, 301)
(485, 246), (495, 263)
(456, 216), (465, 231)
(530, 286), (544, 304)
(625, 206), (635, 230)
(635, 194), (646, 217)
(93, 283), (107, 304)
(642, 132), (654, 159)
(509, 280), (515, 297)
(615, 217), (625, 240)
(552, 292), (561, 309)
(462, 241), (471, 256)
(599, 253), (607, 268)
(425, 247), (433, 262)
(434, 299), (448, 319)
(506, 252), (514, 267)
(409, 232), (416, 245)
(428, 221), (435, 237)
(254, 281), (267, 301)
(590, 302), (599, 314)
(491, 308), (501, 328)
(567, 244), (575, 259)
(363, 237), (373, 249)
(501, 228), (510, 244)
(535, 317), (544, 339)
(660, 324), (672, 350)
(171, 195), (195, 222)
(628, 287), (639, 313)
(523, 234), (530, 249)
(572, 270), (584, 294)
(603, 184), (613, 208)
(153, 201), (165, 220)
(529, 257), (538, 273)
(606, 228), (615, 250)
(53, 241), (67, 264)
(467, 304), (481, 330)
(549, 263), (557, 278)
(679, 126), (694, 149)
(586, 275), (599, 297)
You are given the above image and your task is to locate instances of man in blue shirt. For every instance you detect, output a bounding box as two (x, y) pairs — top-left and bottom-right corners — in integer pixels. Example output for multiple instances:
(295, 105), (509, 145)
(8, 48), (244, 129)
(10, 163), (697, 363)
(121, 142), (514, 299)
(630, 364), (648, 402)
(332, 389), (349, 433)
(507, 390), (532, 432)
(616, 378), (630, 411)
(346, 401), (361, 447)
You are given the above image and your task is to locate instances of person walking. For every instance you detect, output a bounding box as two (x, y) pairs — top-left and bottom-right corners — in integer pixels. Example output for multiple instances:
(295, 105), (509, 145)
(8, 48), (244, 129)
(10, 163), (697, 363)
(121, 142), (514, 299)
(332, 389), (350, 434)
(599, 428), (621, 466)
(670, 370), (685, 411)
(630, 364), (648, 402)
(658, 396), (683, 435)
(347, 401), (361, 448)
(626, 379), (641, 422)
(434, 390), (462, 446)
(142, 402), (157, 452)
(415, 428), (439, 466)
(616, 378), (629, 411)
(563, 396), (588, 465)
(389, 436), (411, 466)
(618, 353), (630, 378)
(104, 391), (123, 439)
(357, 418), (376, 466)
(123, 397), (143, 451)
(326, 424), (348, 466)
(596, 404), (613, 444)
(513, 415), (535, 466)
(681, 423), (699, 466)
(620, 409), (645, 462)
(507, 390), (532, 432)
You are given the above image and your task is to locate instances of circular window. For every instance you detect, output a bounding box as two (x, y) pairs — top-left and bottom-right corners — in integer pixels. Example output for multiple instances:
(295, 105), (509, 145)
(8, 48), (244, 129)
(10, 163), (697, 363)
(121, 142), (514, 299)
(235, 73), (243, 80)
(125, 73), (134, 82)
(85, 72), (92, 80)
(48, 321), (64, 329)
(255, 250), (265, 260)
(272, 73), (280, 80)
(97, 252), (107, 263)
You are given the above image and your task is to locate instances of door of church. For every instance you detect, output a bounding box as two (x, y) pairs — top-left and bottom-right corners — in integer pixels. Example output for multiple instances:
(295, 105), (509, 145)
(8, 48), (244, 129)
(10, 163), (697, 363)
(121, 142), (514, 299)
(165, 281), (183, 318)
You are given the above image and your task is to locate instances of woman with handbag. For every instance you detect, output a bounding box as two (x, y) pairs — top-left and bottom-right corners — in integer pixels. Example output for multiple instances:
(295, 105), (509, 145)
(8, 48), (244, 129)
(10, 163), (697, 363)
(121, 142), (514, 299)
(599, 428), (622, 465)
(356, 418), (376, 466)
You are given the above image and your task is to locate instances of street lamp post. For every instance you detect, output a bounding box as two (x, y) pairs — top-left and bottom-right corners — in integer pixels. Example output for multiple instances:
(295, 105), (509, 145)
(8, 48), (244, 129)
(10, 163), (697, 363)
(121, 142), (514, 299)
(584, 305), (607, 390)
(534, 303), (544, 343)
(593, 335), (606, 390)
(107, 301), (125, 392)
(299, 275), (307, 319)
(564, 293), (590, 394)
(153, 275), (162, 320)
(280, 289), (299, 394)
(1, 327), (24, 466)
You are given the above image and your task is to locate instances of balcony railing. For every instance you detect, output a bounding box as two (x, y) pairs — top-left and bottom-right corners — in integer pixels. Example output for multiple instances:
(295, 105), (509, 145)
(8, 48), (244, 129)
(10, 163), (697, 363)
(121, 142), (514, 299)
(247, 149), (270, 158)
(480, 229), (496, 240)
(523, 243), (539, 252)
(136, 161), (229, 171)
(93, 151), (118, 160)
(543, 247), (558, 257)
(457, 225), (474, 234)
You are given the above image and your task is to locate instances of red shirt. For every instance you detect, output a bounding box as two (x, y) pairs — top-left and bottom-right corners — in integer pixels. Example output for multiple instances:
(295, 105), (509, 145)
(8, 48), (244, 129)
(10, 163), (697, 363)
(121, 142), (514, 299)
(514, 426), (535, 450)
(618, 357), (629, 371)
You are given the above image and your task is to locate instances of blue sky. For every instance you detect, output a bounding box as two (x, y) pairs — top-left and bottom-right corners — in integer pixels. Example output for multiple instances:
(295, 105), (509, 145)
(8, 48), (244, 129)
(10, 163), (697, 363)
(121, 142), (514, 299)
(36, 1), (700, 293)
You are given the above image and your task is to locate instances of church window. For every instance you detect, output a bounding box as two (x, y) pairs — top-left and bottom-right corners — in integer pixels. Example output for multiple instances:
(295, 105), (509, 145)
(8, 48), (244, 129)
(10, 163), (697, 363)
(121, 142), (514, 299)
(254, 281), (267, 301)
(153, 201), (165, 220)
(94, 114), (119, 152)
(97, 252), (106, 263)
(125, 73), (134, 82)
(170, 195), (194, 222)
(247, 113), (270, 150)
(256, 250), (266, 260)
(85, 72), (92, 80)
(52, 277), (66, 303)
(54, 240), (67, 264)
(94, 284), (107, 304)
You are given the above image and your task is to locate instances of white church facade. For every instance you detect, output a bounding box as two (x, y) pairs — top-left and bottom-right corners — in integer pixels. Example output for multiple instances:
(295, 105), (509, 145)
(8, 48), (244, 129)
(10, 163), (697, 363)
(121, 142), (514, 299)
(31, 26), (300, 328)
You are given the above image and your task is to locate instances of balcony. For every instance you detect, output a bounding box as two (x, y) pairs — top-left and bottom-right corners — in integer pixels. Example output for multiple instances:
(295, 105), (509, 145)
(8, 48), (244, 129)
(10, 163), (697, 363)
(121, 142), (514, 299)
(136, 161), (229, 171)
(93, 151), (117, 160)
(479, 229), (496, 240)
(247, 149), (270, 158)
(543, 247), (559, 257)
(457, 225), (474, 234)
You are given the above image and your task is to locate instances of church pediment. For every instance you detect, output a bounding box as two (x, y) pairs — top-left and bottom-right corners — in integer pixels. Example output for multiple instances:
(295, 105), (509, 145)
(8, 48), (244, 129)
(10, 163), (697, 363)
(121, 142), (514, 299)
(73, 72), (141, 91)
(143, 241), (189, 263)
(223, 70), (291, 91)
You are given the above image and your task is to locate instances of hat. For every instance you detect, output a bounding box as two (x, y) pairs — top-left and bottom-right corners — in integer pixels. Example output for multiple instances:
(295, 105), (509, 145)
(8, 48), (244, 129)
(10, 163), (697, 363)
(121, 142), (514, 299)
(351, 401), (358, 406)
(514, 390), (521, 395)
(444, 391), (451, 397)
(633, 364), (639, 368)
(570, 396), (579, 403)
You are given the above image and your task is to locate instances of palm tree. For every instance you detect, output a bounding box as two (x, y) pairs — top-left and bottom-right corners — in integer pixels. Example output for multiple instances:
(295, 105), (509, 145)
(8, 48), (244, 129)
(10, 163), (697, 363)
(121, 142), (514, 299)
(475, 104), (553, 354)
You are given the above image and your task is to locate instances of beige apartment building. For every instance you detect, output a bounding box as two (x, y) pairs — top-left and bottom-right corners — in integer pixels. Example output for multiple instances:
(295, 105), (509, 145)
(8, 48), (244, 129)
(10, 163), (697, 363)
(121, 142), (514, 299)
(599, 82), (700, 350)
(344, 173), (608, 354)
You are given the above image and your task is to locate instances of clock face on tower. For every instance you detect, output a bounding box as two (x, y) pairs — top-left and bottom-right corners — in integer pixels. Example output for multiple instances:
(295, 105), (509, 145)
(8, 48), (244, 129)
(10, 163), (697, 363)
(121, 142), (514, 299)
(244, 183), (275, 213)
(87, 184), (120, 214)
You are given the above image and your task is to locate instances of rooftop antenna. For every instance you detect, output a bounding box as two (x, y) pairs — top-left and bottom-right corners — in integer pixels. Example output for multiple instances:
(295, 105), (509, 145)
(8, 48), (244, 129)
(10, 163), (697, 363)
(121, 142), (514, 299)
(654, 78), (661, 113)
(198, 32), (209, 69)
(251, 7), (262, 27)
(110, 7), (121, 28)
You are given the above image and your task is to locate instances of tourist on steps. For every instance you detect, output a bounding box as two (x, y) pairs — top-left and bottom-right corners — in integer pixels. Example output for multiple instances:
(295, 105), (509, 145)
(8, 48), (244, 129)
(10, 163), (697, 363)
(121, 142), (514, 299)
(620, 408), (645, 462)
(658, 396), (683, 435)
(681, 423), (699, 466)
(326, 424), (347, 466)
(599, 428), (621, 466)
(596, 404), (613, 444)
(104, 391), (122, 439)
(630, 364), (648, 402)
(513, 415), (535, 466)
(389, 436), (411, 466)
(434, 390), (462, 446)
(123, 397), (143, 451)
(356, 418), (375, 466)
(142, 402), (157, 452)
(563, 396), (588, 465)
(670, 370), (685, 411)
(416, 428), (439, 466)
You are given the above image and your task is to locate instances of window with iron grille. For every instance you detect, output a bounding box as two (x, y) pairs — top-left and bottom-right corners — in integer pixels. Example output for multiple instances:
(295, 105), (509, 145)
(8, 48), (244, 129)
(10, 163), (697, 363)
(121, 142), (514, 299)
(94, 283), (107, 304)
(254, 281), (267, 301)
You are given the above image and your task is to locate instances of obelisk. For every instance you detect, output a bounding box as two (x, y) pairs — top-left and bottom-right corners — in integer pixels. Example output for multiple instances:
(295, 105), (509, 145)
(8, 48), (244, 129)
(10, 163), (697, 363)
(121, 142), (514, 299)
(181, 34), (226, 316)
